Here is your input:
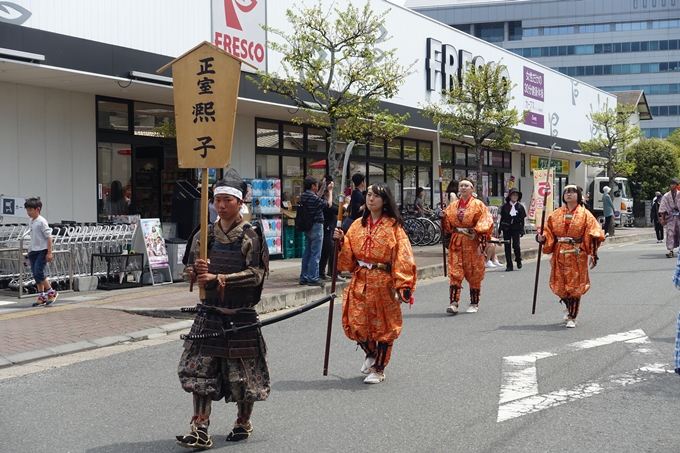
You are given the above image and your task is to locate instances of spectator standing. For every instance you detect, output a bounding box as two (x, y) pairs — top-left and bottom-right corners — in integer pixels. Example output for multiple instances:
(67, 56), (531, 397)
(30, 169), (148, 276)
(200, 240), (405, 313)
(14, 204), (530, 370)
(299, 176), (331, 287)
(105, 180), (130, 215)
(651, 192), (664, 243)
(446, 180), (459, 205)
(602, 186), (615, 238)
(414, 187), (426, 216)
(318, 175), (345, 282)
(659, 178), (680, 258)
(24, 197), (58, 306)
(484, 236), (503, 268)
(343, 173), (366, 232)
(499, 188), (527, 271)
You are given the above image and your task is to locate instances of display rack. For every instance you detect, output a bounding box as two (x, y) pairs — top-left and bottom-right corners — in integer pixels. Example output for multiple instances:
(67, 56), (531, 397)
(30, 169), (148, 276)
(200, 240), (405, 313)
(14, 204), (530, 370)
(245, 178), (283, 256)
(161, 166), (191, 223)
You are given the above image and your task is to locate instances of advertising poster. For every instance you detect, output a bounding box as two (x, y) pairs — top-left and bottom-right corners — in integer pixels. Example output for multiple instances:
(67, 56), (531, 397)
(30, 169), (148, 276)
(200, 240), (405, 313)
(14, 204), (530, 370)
(528, 169), (554, 234)
(140, 218), (169, 269)
(523, 66), (545, 129)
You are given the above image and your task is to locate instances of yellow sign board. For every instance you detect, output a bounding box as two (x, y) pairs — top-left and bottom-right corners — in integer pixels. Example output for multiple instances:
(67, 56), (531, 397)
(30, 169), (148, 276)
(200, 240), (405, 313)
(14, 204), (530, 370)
(530, 155), (568, 175)
(158, 41), (255, 169)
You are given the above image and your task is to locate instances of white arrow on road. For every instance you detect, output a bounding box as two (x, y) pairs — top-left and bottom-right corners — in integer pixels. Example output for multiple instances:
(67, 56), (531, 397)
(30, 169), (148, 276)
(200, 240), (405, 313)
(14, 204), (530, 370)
(497, 329), (671, 422)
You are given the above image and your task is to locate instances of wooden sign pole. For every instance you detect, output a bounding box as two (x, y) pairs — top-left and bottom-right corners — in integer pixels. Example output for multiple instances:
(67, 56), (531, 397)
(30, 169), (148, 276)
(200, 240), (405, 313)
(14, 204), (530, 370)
(199, 168), (209, 299)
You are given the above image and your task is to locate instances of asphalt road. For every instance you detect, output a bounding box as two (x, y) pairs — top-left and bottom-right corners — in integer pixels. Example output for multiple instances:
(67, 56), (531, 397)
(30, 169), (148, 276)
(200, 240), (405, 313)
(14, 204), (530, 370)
(2, 239), (680, 453)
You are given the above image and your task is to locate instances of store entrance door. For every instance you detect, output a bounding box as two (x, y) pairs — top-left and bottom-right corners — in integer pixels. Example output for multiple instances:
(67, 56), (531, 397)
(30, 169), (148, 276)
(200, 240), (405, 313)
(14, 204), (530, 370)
(133, 146), (163, 219)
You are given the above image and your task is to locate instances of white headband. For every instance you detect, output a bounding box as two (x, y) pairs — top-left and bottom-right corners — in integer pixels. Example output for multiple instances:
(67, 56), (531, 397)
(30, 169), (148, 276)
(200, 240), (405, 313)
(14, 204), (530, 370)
(214, 186), (242, 200)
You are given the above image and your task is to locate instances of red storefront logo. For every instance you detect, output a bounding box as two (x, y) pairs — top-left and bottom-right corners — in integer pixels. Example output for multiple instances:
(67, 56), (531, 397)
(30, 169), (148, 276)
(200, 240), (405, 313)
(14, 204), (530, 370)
(224, 0), (258, 31)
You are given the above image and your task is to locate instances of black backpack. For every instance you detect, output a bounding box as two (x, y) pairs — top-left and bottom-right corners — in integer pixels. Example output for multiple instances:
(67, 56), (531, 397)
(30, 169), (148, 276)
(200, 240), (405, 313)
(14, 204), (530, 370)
(294, 202), (314, 232)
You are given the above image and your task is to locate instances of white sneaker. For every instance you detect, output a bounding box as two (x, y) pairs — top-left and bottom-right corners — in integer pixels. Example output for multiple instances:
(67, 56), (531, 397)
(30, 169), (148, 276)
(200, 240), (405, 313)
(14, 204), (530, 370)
(563, 314), (570, 324)
(466, 305), (478, 313)
(364, 370), (385, 384)
(566, 319), (576, 328)
(485, 261), (496, 268)
(360, 356), (375, 375)
(492, 260), (503, 267)
(446, 304), (459, 314)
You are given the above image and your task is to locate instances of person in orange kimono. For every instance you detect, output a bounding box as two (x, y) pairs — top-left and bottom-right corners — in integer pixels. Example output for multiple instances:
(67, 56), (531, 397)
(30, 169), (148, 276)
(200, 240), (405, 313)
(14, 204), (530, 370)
(536, 185), (605, 328)
(333, 182), (417, 385)
(440, 178), (495, 314)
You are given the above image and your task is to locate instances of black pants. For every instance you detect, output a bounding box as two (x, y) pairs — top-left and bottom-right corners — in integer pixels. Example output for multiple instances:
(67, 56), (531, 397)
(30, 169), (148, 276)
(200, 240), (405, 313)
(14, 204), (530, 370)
(655, 221), (664, 241)
(603, 215), (613, 235)
(502, 229), (522, 267)
(319, 229), (335, 277)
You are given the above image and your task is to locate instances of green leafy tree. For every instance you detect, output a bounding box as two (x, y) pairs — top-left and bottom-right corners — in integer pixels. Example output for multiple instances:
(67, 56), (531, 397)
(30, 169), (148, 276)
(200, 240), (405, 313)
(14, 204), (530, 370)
(579, 99), (644, 235)
(625, 138), (680, 200)
(153, 119), (176, 138)
(249, 1), (415, 186)
(665, 128), (680, 156)
(421, 62), (523, 196)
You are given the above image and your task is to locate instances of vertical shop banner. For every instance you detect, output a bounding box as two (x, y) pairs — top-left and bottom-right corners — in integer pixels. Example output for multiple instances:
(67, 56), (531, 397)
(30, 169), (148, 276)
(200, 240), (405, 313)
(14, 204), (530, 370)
(140, 219), (169, 269)
(158, 42), (255, 169)
(211, 0), (266, 72)
(527, 169), (554, 233)
(523, 66), (545, 129)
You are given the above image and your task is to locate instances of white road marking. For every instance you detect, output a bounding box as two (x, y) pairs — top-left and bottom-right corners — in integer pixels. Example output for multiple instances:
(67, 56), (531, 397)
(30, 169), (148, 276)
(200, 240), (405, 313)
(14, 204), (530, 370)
(0, 301), (17, 307)
(497, 329), (670, 422)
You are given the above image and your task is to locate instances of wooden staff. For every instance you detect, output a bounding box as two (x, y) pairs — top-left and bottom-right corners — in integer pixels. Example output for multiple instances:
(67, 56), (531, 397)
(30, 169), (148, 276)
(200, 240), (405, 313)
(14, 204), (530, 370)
(436, 123), (448, 275)
(323, 141), (355, 376)
(531, 144), (555, 314)
(199, 168), (209, 299)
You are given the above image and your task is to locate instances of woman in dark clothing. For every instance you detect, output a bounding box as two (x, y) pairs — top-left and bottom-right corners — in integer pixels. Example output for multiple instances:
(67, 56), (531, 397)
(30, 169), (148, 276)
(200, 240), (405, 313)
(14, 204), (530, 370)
(651, 192), (664, 243)
(343, 173), (366, 232)
(499, 188), (527, 271)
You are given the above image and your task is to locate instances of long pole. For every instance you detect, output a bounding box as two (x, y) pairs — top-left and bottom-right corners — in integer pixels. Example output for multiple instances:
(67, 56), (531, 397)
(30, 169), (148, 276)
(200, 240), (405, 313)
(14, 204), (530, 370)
(531, 144), (555, 314)
(199, 168), (209, 299)
(323, 141), (355, 376)
(436, 123), (447, 275)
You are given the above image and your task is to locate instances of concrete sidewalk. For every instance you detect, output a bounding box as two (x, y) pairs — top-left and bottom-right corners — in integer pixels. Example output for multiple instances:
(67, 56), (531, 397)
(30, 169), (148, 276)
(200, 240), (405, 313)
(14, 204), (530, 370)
(0, 227), (657, 368)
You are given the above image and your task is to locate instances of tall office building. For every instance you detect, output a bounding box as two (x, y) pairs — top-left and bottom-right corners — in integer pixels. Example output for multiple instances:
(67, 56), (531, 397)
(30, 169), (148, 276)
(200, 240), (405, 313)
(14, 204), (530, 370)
(406, 0), (678, 138)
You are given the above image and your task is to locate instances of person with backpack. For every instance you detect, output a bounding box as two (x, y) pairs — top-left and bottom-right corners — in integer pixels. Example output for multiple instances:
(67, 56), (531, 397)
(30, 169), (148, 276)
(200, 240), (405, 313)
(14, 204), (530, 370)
(298, 175), (331, 287)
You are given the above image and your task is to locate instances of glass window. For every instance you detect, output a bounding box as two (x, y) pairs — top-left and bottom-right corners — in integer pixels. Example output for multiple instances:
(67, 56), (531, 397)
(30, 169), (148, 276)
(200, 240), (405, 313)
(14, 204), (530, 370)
(603, 65), (612, 75)
(504, 152), (512, 169)
(632, 42), (640, 52)
(559, 46), (567, 55)
(531, 47), (541, 57)
(474, 22), (505, 43)
(622, 42), (631, 52)
(550, 46), (558, 56)
(575, 45), (586, 55)
(282, 124), (304, 151)
(370, 138), (385, 158)
(386, 164), (401, 206)
(567, 67), (577, 76)
(614, 43), (622, 52)
(586, 66), (594, 75)
(97, 142), (132, 221)
(255, 154), (280, 179)
(455, 148), (467, 166)
(631, 64), (641, 73)
(98, 100), (129, 132)
(352, 143), (367, 157)
(577, 66), (586, 76)
(541, 47), (550, 57)
(651, 106), (659, 116)
(441, 144), (453, 165)
(660, 62), (669, 71)
(670, 84), (678, 94)
(670, 40), (678, 50)
(621, 64), (630, 74)
(403, 140), (417, 161)
(387, 139), (401, 159)
(256, 121), (280, 148)
(307, 127), (326, 153)
(641, 41), (649, 51)
(641, 63), (649, 72)
(134, 102), (173, 136)
(419, 141), (432, 162)
(652, 41), (661, 51)
(523, 48), (532, 58)
(567, 46), (575, 55)
(603, 43), (613, 53)
(670, 61), (679, 71)
(660, 106), (669, 116)
(402, 165), (417, 207)
(594, 44), (603, 54)
(508, 21), (523, 41)
(281, 156), (304, 206)
(490, 151), (503, 167)
(523, 28), (539, 37)
(594, 65), (603, 75)
(467, 150), (477, 167)
(669, 105), (678, 115)
(418, 167), (432, 207)
(612, 65), (621, 74)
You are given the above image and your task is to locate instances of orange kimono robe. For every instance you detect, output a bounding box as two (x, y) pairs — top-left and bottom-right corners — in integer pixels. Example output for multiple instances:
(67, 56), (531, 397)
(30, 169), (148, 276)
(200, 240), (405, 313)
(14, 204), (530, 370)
(337, 216), (417, 345)
(542, 205), (606, 299)
(442, 197), (495, 289)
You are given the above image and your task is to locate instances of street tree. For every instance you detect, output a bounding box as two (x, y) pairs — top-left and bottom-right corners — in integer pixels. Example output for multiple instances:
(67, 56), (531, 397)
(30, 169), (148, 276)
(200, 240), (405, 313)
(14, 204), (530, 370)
(623, 138), (680, 201)
(249, 1), (415, 186)
(665, 128), (680, 155)
(578, 100), (644, 190)
(421, 61), (523, 198)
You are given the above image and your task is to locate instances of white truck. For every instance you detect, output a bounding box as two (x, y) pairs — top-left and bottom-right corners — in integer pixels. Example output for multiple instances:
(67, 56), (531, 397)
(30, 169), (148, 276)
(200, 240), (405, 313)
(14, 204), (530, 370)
(587, 176), (635, 227)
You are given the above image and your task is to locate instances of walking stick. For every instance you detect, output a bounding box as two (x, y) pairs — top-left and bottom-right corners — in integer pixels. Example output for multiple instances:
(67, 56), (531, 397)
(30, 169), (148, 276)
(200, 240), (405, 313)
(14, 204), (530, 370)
(436, 123), (448, 275)
(531, 144), (556, 315)
(323, 141), (355, 376)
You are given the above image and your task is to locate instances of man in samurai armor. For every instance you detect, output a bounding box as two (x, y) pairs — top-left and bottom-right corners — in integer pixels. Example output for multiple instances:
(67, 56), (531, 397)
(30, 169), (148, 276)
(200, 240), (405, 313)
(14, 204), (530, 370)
(176, 168), (270, 449)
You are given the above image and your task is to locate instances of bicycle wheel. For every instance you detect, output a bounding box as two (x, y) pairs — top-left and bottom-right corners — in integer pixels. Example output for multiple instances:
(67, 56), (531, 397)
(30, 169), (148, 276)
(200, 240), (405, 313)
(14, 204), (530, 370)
(403, 218), (424, 246)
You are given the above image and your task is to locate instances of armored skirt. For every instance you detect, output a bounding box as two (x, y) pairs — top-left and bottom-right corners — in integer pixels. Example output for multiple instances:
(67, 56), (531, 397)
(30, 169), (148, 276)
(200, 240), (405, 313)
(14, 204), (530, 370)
(178, 220), (271, 404)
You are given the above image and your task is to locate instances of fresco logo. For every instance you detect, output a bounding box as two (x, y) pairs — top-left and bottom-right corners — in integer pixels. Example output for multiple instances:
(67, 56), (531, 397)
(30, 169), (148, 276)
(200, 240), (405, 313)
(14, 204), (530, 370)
(224, 0), (257, 31)
(3, 198), (15, 215)
(0, 1), (32, 25)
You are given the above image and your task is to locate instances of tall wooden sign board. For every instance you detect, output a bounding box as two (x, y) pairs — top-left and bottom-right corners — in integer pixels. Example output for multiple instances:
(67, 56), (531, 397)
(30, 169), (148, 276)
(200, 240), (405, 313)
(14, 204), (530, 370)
(158, 42), (255, 296)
